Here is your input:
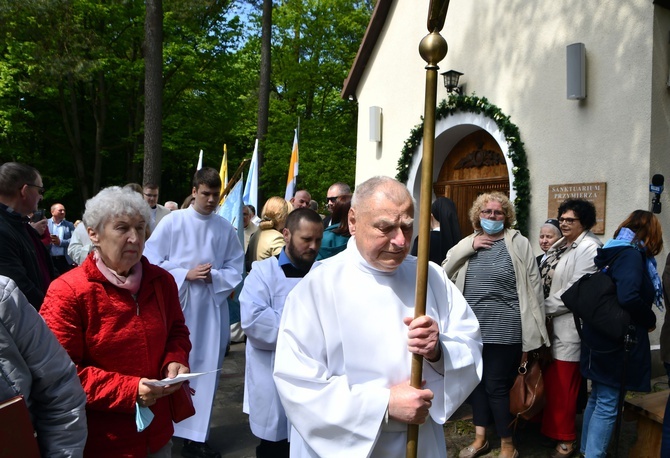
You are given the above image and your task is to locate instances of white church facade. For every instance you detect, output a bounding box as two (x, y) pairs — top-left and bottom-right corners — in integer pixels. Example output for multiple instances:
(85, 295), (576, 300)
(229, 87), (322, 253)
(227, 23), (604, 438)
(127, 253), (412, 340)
(342, 0), (670, 362)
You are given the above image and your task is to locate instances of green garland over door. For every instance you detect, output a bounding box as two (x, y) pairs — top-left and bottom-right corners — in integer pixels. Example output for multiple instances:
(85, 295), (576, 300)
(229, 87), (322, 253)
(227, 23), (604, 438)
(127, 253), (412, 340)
(396, 94), (530, 235)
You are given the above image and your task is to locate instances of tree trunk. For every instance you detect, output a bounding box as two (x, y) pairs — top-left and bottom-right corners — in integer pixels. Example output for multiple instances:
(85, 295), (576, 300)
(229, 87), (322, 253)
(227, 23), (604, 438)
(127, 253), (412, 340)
(143, 0), (163, 188)
(127, 78), (144, 184)
(92, 70), (107, 194)
(59, 75), (90, 206)
(256, 0), (272, 205)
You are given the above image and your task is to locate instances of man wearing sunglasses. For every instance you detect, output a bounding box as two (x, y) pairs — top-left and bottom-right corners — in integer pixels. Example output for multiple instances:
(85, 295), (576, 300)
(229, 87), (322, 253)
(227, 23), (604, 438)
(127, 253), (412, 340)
(323, 182), (352, 227)
(0, 162), (54, 309)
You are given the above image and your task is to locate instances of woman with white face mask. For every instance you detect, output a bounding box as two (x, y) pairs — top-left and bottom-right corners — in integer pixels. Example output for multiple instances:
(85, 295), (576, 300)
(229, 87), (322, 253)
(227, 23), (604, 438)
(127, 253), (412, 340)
(443, 192), (549, 458)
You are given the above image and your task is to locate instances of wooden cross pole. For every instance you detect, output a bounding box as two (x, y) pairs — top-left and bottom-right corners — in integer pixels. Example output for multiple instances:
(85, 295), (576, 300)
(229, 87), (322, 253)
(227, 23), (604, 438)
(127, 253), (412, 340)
(219, 158), (251, 204)
(407, 1), (449, 457)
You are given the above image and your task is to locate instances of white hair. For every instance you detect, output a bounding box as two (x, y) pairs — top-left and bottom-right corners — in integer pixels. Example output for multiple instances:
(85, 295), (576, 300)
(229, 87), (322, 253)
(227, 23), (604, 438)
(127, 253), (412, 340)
(83, 186), (152, 231)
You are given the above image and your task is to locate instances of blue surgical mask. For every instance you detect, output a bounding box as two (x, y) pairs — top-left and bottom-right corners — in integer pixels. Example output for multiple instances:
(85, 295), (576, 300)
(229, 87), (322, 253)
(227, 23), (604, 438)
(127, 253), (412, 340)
(480, 218), (504, 235)
(135, 404), (154, 432)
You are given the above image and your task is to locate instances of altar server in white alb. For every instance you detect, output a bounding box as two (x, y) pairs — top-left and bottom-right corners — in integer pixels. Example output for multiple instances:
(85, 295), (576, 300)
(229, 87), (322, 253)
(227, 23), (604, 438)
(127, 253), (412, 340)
(144, 167), (244, 457)
(241, 207), (324, 458)
(273, 176), (483, 458)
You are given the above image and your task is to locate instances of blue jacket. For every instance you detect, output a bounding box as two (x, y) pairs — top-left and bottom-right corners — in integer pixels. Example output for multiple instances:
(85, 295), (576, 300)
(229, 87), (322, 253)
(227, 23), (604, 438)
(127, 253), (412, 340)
(580, 246), (654, 391)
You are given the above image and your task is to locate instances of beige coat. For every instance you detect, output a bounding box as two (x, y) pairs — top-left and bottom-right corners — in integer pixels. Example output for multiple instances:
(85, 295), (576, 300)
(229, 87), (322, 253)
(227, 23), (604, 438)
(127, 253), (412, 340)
(443, 228), (549, 352)
(543, 230), (602, 361)
(248, 228), (285, 262)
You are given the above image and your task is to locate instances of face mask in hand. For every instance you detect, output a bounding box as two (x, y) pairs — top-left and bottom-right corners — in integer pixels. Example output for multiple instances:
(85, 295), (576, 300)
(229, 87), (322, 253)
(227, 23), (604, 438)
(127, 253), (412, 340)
(480, 218), (504, 235)
(135, 403), (155, 432)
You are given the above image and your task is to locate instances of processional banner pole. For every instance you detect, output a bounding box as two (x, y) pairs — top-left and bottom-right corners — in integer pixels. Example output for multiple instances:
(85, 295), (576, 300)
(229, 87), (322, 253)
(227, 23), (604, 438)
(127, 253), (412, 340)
(407, 1), (450, 457)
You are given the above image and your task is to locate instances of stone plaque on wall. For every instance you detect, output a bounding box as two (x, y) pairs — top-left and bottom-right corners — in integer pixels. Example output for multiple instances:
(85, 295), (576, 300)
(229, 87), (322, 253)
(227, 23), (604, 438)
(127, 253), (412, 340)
(547, 182), (607, 234)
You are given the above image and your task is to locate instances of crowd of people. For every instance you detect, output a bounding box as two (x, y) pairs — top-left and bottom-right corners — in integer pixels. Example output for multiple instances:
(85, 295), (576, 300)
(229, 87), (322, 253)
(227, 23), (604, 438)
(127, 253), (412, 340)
(0, 159), (668, 458)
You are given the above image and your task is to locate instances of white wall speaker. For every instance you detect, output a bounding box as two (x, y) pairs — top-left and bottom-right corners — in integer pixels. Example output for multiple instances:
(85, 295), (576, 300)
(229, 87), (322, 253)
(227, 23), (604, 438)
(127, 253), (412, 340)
(566, 43), (586, 100)
(369, 106), (382, 142)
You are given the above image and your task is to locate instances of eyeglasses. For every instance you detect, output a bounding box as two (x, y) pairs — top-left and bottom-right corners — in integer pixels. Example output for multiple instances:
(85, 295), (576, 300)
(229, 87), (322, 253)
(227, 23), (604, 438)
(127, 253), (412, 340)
(143, 193), (158, 198)
(558, 217), (580, 225)
(480, 209), (505, 217)
(25, 184), (45, 196)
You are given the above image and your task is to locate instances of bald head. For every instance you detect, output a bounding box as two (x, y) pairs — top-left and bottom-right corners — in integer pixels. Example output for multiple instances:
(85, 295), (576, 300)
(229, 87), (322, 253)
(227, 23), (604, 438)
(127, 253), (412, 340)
(351, 176), (413, 213)
(349, 177), (414, 272)
(290, 190), (312, 209)
(51, 203), (66, 223)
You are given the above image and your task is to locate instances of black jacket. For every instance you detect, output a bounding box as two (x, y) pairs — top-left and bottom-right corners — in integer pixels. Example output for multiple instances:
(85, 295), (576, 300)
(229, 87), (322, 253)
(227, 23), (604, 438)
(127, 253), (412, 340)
(0, 204), (53, 309)
(580, 246), (654, 391)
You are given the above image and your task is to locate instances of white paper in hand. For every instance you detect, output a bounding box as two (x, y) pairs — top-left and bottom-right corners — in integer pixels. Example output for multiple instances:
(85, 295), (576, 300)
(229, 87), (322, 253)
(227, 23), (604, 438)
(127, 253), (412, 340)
(143, 369), (222, 387)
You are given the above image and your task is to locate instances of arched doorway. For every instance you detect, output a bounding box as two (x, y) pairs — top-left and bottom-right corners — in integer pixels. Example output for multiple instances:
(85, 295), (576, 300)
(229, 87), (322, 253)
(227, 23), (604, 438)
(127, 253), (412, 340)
(433, 130), (510, 237)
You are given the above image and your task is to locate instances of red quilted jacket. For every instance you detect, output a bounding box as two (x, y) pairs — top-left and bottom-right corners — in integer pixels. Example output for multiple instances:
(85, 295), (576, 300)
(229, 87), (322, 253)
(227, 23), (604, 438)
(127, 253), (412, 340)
(41, 254), (191, 457)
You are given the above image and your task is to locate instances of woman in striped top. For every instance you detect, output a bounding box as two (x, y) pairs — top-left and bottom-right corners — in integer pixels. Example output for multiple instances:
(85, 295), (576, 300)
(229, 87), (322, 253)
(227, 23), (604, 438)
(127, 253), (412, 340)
(443, 192), (548, 458)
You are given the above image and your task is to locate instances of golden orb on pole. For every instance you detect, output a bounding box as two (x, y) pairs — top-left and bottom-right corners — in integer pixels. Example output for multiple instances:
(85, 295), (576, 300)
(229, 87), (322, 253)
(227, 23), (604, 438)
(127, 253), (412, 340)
(418, 31), (448, 68)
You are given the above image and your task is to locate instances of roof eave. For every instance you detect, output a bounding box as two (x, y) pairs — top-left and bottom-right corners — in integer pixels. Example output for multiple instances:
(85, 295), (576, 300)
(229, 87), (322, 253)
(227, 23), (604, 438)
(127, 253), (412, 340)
(341, 0), (394, 100)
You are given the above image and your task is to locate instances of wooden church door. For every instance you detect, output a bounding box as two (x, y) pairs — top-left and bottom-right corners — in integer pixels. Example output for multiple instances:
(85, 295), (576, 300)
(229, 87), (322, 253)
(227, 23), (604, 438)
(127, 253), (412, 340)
(433, 130), (510, 238)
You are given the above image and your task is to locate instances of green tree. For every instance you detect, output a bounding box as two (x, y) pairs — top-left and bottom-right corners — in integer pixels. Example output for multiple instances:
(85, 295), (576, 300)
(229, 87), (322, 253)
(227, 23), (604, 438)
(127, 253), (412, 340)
(0, 0), (249, 212)
(0, 0), (148, 207)
(253, 0), (372, 206)
(0, 0), (372, 215)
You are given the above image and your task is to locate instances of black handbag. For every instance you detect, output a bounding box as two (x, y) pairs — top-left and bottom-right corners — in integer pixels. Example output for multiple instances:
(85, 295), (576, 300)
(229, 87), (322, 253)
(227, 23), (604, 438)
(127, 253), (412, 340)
(560, 252), (631, 342)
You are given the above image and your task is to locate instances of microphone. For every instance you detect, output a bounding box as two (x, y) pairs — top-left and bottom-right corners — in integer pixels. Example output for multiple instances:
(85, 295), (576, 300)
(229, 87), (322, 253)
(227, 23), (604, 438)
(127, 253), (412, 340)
(650, 174), (664, 214)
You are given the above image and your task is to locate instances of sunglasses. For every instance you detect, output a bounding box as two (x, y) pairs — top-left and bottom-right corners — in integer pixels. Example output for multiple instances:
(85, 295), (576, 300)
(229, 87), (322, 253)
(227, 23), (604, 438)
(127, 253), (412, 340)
(326, 194), (351, 203)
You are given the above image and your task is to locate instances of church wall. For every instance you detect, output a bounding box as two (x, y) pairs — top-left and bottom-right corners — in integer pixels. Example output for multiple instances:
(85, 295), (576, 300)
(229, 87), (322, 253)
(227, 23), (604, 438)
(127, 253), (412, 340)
(353, 0), (670, 371)
(356, 0), (664, 234)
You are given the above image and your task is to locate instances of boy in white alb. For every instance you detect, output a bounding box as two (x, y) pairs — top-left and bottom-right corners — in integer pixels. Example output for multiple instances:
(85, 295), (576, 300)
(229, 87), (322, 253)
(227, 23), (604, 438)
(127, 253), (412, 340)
(145, 167), (244, 458)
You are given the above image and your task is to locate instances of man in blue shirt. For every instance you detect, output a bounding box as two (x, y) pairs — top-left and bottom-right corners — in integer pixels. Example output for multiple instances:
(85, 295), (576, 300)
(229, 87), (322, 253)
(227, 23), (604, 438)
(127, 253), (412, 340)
(47, 203), (75, 276)
(240, 208), (323, 458)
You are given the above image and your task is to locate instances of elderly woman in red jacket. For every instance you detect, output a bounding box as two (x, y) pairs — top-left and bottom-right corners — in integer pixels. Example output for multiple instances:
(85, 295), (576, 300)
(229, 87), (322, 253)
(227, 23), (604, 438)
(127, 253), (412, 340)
(41, 186), (191, 458)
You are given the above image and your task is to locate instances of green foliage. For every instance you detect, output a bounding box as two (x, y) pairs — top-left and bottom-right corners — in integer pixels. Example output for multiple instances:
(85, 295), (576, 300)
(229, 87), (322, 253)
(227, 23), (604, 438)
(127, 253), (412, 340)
(0, 0), (371, 215)
(396, 94), (531, 235)
(254, 0), (370, 204)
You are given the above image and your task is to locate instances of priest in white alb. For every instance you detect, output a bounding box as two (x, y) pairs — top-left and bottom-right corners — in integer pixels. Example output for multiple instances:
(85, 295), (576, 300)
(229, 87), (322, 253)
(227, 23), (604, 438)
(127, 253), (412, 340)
(145, 167), (244, 457)
(273, 176), (483, 458)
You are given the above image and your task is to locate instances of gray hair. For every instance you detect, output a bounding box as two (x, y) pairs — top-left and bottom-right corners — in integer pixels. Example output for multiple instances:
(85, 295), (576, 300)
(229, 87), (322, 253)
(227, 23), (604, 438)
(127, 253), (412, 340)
(351, 176), (413, 209)
(0, 162), (40, 197)
(83, 186), (152, 231)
